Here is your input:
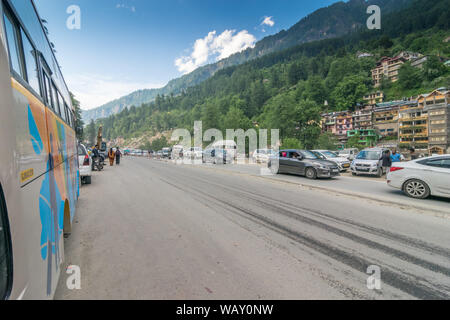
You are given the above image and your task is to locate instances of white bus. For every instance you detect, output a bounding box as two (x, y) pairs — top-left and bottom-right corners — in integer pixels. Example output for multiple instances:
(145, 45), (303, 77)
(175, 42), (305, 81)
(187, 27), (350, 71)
(0, 0), (79, 299)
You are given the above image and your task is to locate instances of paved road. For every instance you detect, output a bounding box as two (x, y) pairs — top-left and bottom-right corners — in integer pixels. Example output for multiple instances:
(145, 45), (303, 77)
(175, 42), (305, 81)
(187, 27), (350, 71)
(56, 157), (450, 300)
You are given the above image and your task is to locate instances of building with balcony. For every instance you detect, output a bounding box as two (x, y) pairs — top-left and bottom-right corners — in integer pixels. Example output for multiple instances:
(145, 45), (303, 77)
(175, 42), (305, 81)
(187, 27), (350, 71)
(363, 92), (384, 106)
(422, 88), (450, 155)
(347, 129), (379, 147)
(353, 105), (374, 130)
(335, 111), (354, 144)
(373, 101), (403, 138)
(398, 101), (428, 151)
(372, 52), (423, 87)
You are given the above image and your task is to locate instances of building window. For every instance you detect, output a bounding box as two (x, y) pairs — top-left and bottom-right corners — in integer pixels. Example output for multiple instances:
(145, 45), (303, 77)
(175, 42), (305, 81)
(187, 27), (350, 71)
(3, 11), (23, 77)
(21, 29), (41, 96)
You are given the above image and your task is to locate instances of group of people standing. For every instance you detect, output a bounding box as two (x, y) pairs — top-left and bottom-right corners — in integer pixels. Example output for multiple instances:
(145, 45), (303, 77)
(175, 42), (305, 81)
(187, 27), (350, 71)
(108, 147), (122, 166)
(380, 148), (417, 178)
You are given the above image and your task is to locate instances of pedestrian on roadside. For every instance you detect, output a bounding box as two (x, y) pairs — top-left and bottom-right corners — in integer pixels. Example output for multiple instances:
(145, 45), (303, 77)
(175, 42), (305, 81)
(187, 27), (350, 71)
(108, 148), (115, 166)
(391, 149), (402, 163)
(410, 148), (418, 160)
(381, 150), (392, 179)
(116, 147), (122, 165)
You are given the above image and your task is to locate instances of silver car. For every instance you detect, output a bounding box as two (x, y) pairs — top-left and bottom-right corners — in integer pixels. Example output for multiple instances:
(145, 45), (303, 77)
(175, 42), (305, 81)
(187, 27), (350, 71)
(351, 148), (388, 177)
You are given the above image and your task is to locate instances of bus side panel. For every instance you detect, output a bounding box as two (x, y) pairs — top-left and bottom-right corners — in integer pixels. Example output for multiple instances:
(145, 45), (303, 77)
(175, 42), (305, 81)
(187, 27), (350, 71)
(45, 111), (78, 223)
(0, 26), (29, 300)
(11, 79), (49, 187)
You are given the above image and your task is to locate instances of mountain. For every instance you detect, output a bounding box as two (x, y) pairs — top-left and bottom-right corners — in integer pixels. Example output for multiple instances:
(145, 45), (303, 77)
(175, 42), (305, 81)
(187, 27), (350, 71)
(82, 0), (412, 123)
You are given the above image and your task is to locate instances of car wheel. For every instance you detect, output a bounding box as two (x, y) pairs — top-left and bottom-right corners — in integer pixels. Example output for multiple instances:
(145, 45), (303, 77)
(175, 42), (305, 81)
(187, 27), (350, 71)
(305, 167), (317, 180)
(352, 172), (357, 176)
(85, 176), (92, 185)
(403, 179), (430, 199)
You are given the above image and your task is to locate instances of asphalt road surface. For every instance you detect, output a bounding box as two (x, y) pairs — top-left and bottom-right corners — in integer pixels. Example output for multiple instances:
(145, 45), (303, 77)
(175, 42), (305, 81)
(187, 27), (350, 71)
(56, 157), (450, 300)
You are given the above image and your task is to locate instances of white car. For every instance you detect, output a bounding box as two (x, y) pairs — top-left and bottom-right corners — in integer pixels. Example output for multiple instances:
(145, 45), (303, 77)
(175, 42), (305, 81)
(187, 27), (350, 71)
(252, 149), (274, 163)
(78, 144), (92, 185)
(338, 148), (359, 161)
(387, 155), (450, 199)
(312, 150), (351, 172)
(184, 147), (203, 160)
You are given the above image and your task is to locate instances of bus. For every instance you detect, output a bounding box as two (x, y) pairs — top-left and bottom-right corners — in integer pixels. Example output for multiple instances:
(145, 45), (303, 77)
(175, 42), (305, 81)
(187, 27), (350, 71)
(0, 0), (79, 299)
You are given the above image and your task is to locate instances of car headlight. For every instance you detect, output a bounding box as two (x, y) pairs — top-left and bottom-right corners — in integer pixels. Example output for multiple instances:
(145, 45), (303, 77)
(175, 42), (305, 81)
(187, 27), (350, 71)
(312, 162), (328, 170)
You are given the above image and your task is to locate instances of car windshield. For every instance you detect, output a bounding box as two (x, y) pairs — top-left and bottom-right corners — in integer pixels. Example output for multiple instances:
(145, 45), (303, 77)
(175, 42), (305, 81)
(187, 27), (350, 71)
(300, 151), (319, 160)
(322, 151), (338, 158)
(356, 151), (381, 160)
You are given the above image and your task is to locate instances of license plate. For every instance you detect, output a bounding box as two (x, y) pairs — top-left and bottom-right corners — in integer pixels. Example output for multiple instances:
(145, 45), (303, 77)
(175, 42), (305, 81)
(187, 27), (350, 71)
(343, 164), (350, 168)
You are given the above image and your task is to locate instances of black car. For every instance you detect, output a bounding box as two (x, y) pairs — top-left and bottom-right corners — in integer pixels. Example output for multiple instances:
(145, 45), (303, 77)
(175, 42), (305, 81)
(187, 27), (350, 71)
(268, 150), (340, 179)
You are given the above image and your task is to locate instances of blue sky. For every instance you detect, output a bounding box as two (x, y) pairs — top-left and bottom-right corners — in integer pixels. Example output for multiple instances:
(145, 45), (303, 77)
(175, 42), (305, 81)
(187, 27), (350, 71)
(35, 0), (337, 110)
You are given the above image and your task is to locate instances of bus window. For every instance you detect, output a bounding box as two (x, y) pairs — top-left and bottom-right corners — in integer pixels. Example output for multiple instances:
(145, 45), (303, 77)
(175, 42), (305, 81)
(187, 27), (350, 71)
(51, 82), (61, 116)
(20, 29), (41, 96)
(3, 11), (23, 77)
(0, 187), (12, 300)
(42, 72), (52, 108)
(58, 93), (67, 122)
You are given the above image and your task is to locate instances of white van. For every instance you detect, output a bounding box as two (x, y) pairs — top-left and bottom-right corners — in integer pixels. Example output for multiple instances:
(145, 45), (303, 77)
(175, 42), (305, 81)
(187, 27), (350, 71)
(212, 140), (237, 160)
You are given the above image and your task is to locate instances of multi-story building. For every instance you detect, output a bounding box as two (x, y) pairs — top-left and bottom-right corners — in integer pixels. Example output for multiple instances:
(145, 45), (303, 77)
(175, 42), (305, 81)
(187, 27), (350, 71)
(422, 88), (450, 154)
(321, 112), (338, 135)
(363, 92), (384, 106)
(353, 105), (373, 130)
(372, 52), (423, 87)
(373, 101), (402, 138)
(347, 129), (379, 147)
(398, 101), (428, 151)
(335, 111), (354, 144)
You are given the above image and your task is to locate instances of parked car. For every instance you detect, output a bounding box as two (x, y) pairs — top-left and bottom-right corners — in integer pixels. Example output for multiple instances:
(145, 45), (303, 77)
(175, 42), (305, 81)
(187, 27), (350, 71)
(184, 147), (203, 160)
(202, 148), (232, 164)
(252, 149), (275, 164)
(351, 148), (388, 177)
(312, 150), (351, 172)
(387, 155), (450, 199)
(338, 148), (359, 161)
(268, 150), (340, 179)
(78, 144), (92, 184)
(162, 147), (172, 159)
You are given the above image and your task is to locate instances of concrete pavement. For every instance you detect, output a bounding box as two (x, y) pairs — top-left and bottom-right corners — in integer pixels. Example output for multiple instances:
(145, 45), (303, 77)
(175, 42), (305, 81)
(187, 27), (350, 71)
(56, 157), (450, 300)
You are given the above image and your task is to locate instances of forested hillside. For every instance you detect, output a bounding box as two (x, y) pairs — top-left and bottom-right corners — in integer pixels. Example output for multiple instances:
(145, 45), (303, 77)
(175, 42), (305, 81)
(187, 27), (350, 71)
(82, 0), (412, 122)
(91, 0), (450, 149)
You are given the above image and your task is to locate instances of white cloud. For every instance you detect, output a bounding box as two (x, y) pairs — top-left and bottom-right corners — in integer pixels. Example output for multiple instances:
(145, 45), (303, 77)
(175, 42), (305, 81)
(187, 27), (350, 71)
(67, 74), (163, 110)
(175, 29), (256, 74)
(261, 16), (275, 27)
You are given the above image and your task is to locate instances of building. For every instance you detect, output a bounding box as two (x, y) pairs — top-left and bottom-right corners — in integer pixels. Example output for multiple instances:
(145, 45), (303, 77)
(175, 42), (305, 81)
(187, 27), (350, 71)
(347, 129), (379, 147)
(373, 101), (403, 138)
(335, 111), (354, 144)
(363, 92), (384, 106)
(422, 88), (450, 154)
(321, 112), (338, 135)
(353, 105), (373, 130)
(398, 101), (428, 151)
(372, 52), (423, 87)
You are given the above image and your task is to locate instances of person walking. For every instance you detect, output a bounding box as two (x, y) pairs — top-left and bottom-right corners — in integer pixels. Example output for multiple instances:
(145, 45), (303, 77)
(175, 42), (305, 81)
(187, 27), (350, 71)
(108, 148), (115, 166)
(116, 147), (122, 165)
(381, 150), (392, 179)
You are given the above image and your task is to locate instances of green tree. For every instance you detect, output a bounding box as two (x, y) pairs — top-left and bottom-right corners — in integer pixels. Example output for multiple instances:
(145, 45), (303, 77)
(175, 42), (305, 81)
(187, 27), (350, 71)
(346, 134), (365, 150)
(316, 132), (339, 150)
(70, 92), (84, 141)
(331, 75), (368, 110)
(282, 138), (303, 149)
(398, 63), (422, 90)
(85, 120), (97, 147)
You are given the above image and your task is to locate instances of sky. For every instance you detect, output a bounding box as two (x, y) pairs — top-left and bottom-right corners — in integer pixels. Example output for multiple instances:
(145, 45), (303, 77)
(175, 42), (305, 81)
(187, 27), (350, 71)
(35, 0), (338, 110)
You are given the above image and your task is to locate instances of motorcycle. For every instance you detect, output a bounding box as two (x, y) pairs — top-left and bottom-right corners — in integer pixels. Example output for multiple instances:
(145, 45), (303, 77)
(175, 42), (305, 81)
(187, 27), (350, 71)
(92, 156), (104, 171)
